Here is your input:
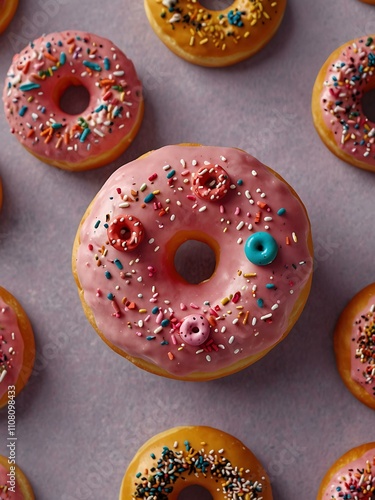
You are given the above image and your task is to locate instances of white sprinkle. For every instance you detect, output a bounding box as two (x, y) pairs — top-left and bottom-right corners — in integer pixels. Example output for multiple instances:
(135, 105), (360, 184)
(228, 335), (235, 344)
(221, 326), (226, 333)
(271, 304), (279, 310)
(199, 206), (207, 212)
(0, 370), (7, 383)
(237, 238), (243, 244)
(251, 170), (257, 176)
(236, 221), (245, 231)
(252, 317), (257, 326)
(118, 202), (130, 208)
(220, 156), (227, 162)
(163, 164), (171, 171)
(148, 238), (155, 244)
(260, 313), (272, 320)
(196, 349), (204, 354)
(154, 326), (163, 334)
(113, 70), (125, 76)
(264, 216), (273, 222)
(206, 355), (211, 362)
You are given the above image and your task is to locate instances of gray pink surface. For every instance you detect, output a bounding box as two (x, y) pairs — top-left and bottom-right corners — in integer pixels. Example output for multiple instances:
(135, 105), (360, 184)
(0, 0), (374, 498)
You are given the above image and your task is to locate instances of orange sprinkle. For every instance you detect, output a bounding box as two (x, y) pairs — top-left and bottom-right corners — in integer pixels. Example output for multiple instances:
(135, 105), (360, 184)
(168, 352), (174, 360)
(26, 129), (35, 138)
(208, 315), (217, 327)
(40, 127), (53, 137)
(43, 51), (58, 63)
(286, 236), (290, 245)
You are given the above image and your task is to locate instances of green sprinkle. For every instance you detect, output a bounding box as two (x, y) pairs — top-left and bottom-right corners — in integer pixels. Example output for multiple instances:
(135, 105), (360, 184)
(19, 82), (41, 92)
(94, 220), (100, 229)
(366, 37), (373, 47)
(277, 208), (286, 216)
(167, 169), (176, 179)
(104, 57), (110, 70)
(105, 271), (112, 279)
(107, 293), (114, 300)
(266, 283), (275, 289)
(114, 259), (123, 270)
(19, 106), (28, 117)
(51, 123), (63, 129)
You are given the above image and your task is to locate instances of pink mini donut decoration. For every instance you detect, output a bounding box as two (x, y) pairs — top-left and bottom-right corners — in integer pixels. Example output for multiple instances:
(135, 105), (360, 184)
(107, 215), (145, 252)
(192, 164), (231, 201)
(179, 315), (211, 346)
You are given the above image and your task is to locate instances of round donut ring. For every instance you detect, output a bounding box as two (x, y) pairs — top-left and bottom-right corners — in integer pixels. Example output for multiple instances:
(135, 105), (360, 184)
(192, 164), (231, 201)
(0, 0), (18, 34)
(3, 30), (144, 171)
(120, 426), (273, 499)
(144, 0), (287, 67)
(179, 314), (211, 346)
(107, 215), (145, 252)
(312, 35), (375, 171)
(245, 231), (279, 266)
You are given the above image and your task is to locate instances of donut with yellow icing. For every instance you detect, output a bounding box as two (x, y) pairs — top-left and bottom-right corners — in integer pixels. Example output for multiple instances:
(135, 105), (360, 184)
(334, 283), (375, 410)
(144, 0), (287, 67)
(72, 144), (313, 381)
(317, 442), (375, 499)
(312, 35), (375, 172)
(0, 455), (34, 500)
(0, 0), (18, 34)
(3, 31), (144, 171)
(120, 426), (273, 499)
(0, 287), (35, 410)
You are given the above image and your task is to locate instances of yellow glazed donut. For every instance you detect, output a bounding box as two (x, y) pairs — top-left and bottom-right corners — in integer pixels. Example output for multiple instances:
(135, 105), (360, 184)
(317, 442), (375, 499)
(119, 426), (273, 499)
(0, 0), (18, 35)
(0, 287), (35, 410)
(144, 0), (287, 67)
(3, 31), (144, 171)
(0, 455), (35, 499)
(334, 283), (375, 410)
(73, 144), (313, 381)
(312, 35), (375, 172)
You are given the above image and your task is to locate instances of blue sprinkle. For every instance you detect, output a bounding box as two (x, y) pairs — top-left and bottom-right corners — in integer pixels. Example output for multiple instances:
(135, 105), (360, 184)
(237, 179), (244, 185)
(105, 271), (112, 279)
(107, 293), (114, 300)
(113, 106), (123, 117)
(95, 104), (105, 113)
(266, 283), (275, 289)
(51, 123), (63, 129)
(152, 307), (159, 314)
(19, 106), (28, 117)
(114, 259), (123, 270)
(144, 193), (155, 203)
(104, 223), (108, 229)
(257, 298), (264, 308)
(277, 208), (286, 216)
(104, 57), (111, 70)
(57, 41), (63, 47)
(136, 472), (141, 478)
(46, 42), (51, 48)
(146, 336), (156, 341)
(150, 453), (156, 459)
(60, 52), (66, 65)
(94, 220), (100, 229)
(83, 60), (102, 72)
(161, 340), (169, 345)
(166, 169), (176, 179)
(184, 440), (190, 451)
(19, 82), (41, 92)
(80, 128), (91, 142)
(161, 319), (170, 327)
(41, 106), (46, 114)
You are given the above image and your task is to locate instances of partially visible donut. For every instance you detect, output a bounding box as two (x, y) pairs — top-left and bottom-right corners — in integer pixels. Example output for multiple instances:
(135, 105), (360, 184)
(0, 454), (35, 499)
(119, 426), (273, 499)
(144, 0), (287, 67)
(0, 0), (18, 34)
(3, 31), (143, 171)
(334, 283), (375, 410)
(312, 35), (375, 171)
(0, 287), (35, 409)
(317, 442), (375, 499)
(72, 144), (313, 381)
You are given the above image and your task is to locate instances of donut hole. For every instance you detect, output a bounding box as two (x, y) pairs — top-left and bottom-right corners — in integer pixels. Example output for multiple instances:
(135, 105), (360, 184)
(362, 87), (375, 122)
(119, 226), (131, 240)
(174, 240), (216, 284)
(200, 0), (233, 10)
(57, 79), (91, 115)
(256, 243), (264, 252)
(192, 326), (200, 333)
(178, 485), (213, 500)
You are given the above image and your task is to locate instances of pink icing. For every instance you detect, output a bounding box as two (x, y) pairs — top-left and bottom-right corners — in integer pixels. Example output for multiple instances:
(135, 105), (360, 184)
(0, 462), (25, 500)
(321, 448), (375, 499)
(0, 297), (25, 399)
(2, 31), (142, 167)
(75, 145), (313, 376)
(350, 297), (375, 400)
(318, 36), (375, 168)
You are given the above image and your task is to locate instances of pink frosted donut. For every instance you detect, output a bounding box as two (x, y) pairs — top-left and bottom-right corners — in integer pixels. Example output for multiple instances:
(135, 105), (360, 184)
(312, 35), (375, 171)
(317, 443), (375, 499)
(72, 144), (313, 381)
(3, 31), (144, 171)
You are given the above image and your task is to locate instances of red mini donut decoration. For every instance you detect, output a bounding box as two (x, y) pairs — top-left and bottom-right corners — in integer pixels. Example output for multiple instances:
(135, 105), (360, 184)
(192, 164), (231, 201)
(107, 215), (145, 252)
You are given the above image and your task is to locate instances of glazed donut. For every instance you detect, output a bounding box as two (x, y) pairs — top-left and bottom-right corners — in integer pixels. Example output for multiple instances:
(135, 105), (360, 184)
(0, 287), (35, 410)
(3, 31), (144, 171)
(312, 35), (375, 172)
(317, 442), (375, 499)
(0, 455), (34, 499)
(334, 283), (375, 410)
(72, 144), (313, 381)
(0, 0), (18, 35)
(143, 0), (287, 67)
(120, 426), (272, 499)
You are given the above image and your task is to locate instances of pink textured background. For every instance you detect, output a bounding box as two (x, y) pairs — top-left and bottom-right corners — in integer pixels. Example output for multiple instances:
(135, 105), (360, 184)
(0, 1), (374, 498)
